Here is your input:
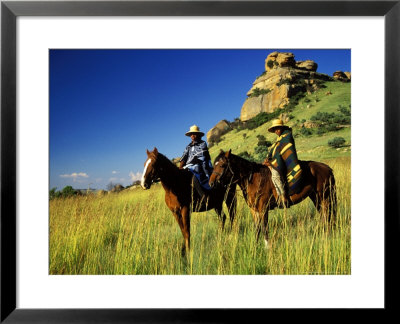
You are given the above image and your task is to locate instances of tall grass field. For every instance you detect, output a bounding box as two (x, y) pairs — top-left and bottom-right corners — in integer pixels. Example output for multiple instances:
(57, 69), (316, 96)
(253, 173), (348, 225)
(49, 156), (350, 275)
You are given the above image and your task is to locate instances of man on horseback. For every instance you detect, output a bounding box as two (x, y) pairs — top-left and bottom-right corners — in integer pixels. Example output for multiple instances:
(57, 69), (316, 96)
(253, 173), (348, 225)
(263, 119), (303, 206)
(179, 125), (214, 198)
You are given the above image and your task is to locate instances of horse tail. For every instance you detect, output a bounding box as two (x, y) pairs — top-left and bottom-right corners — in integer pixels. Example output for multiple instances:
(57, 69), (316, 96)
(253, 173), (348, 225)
(309, 161), (337, 222)
(326, 166), (337, 222)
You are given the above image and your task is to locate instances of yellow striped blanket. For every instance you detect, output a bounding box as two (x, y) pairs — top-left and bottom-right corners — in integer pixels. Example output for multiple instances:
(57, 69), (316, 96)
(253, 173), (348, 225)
(268, 129), (303, 195)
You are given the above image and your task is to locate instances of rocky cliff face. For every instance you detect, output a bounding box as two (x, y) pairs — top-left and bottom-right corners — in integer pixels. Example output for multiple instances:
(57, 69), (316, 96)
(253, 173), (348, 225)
(206, 120), (231, 145)
(240, 51), (341, 121)
(206, 51), (350, 143)
(333, 71), (351, 82)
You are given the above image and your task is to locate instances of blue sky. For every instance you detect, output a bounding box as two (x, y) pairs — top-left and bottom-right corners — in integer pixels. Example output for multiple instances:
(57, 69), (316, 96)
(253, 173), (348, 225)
(50, 49), (350, 190)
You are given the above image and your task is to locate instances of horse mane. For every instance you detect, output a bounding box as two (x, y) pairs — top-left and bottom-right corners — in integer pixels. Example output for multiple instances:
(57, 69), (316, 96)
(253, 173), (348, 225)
(215, 151), (268, 175)
(149, 150), (190, 184)
(154, 152), (178, 169)
(151, 152), (179, 171)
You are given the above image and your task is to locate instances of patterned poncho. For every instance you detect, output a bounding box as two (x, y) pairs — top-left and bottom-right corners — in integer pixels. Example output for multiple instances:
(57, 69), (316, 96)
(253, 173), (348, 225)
(180, 140), (213, 190)
(268, 128), (303, 195)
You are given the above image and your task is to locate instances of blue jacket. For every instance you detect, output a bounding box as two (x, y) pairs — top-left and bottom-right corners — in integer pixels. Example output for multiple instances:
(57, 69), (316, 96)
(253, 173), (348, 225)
(180, 140), (213, 188)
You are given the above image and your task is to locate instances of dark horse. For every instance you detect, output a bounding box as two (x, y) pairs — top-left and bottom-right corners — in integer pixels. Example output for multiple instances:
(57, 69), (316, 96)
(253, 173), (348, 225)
(209, 150), (337, 247)
(141, 148), (237, 256)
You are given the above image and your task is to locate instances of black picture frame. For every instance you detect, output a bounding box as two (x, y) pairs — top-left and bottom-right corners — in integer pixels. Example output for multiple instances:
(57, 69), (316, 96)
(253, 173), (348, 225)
(1, 0), (399, 322)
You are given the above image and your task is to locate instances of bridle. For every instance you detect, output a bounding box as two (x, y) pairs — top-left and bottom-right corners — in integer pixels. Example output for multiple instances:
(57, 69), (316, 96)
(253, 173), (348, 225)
(212, 158), (238, 186)
(144, 158), (161, 186)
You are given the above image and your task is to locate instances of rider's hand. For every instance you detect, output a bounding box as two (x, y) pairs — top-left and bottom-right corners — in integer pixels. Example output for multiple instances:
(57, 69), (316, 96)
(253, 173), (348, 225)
(263, 158), (271, 167)
(179, 161), (185, 169)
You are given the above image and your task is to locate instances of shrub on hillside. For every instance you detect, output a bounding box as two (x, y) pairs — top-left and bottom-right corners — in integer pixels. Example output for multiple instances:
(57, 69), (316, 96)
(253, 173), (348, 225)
(244, 111), (281, 130)
(237, 151), (255, 162)
(299, 127), (312, 136)
(247, 87), (271, 98)
(326, 123), (339, 132)
(310, 111), (335, 123)
(251, 135), (272, 162)
(317, 127), (327, 135)
(311, 106), (351, 124)
(254, 146), (269, 162)
(276, 79), (291, 87)
(328, 137), (346, 148)
(256, 134), (266, 141)
(256, 134), (272, 148)
(338, 105), (351, 116)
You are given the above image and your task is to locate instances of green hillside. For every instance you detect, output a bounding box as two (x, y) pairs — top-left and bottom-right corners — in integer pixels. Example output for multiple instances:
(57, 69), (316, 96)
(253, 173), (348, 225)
(209, 80), (351, 162)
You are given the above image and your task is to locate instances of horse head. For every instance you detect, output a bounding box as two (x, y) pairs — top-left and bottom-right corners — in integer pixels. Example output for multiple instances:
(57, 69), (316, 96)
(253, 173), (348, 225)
(141, 147), (160, 190)
(209, 149), (233, 188)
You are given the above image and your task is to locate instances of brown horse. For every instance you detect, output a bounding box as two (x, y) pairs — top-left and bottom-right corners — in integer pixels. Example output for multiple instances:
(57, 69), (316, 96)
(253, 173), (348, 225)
(209, 150), (337, 247)
(141, 148), (237, 256)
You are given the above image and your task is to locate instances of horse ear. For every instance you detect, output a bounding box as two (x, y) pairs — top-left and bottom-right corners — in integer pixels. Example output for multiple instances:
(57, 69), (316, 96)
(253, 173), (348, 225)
(153, 147), (158, 154)
(146, 149), (150, 156)
(225, 149), (231, 157)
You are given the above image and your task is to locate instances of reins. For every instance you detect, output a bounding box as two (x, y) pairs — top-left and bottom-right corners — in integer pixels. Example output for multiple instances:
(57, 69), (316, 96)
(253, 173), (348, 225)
(213, 159), (240, 187)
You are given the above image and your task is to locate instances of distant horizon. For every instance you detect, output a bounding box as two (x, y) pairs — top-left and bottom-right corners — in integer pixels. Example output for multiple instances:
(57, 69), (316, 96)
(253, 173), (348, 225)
(50, 49), (351, 190)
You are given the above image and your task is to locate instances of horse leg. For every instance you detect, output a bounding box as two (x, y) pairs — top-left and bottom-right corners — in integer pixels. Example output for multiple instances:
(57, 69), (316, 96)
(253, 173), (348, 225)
(324, 181), (337, 224)
(309, 191), (322, 215)
(180, 205), (191, 256)
(225, 188), (237, 229)
(261, 209), (270, 249)
(170, 205), (191, 258)
(250, 209), (262, 241)
(214, 205), (227, 230)
(310, 189), (330, 224)
(254, 209), (269, 249)
(171, 209), (187, 257)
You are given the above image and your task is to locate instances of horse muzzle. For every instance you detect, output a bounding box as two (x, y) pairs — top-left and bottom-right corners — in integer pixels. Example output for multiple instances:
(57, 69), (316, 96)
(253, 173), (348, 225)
(209, 176), (218, 188)
(141, 181), (151, 190)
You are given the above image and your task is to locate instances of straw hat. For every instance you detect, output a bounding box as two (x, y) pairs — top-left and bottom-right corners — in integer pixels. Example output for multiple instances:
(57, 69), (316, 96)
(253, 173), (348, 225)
(268, 119), (289, 133)
(185, 125), (204, 137)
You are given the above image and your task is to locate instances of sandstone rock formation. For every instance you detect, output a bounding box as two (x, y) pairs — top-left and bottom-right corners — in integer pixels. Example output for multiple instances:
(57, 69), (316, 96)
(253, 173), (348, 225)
(265, 52), (296, 71)
(333, 71), (350, 82)
(240, 52), (332, 121)
(279, 112), (291, 124)
(206, 119), (231, 145)
(301, 121), (319, 128)
(296, 60), (318, 71)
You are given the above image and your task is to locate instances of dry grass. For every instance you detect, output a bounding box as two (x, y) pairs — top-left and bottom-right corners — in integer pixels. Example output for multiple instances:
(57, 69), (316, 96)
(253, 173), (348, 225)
(50, 157), (350, 275)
